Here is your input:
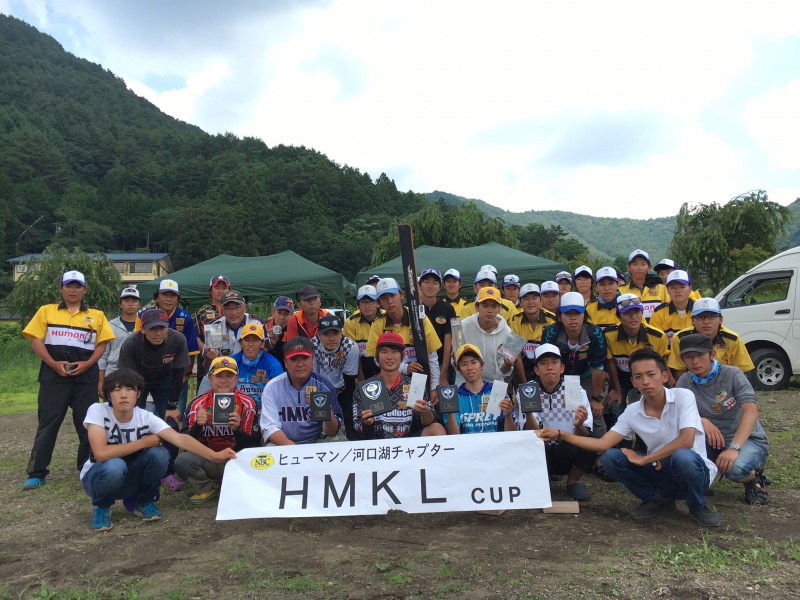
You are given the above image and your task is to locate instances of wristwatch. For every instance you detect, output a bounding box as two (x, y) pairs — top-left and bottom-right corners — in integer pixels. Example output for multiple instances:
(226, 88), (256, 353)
(729, 442), (741, 451)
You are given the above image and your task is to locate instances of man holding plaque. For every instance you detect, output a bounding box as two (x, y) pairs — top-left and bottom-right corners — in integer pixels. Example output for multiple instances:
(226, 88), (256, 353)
(175, 356), (258, 503)
(353, 333), (445, 439)
(519, 344), (594, 501)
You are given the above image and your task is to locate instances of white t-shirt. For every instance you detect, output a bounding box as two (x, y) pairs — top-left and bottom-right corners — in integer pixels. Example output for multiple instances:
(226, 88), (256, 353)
(611, 387), (717, 482)
(80, 403), (171, 480)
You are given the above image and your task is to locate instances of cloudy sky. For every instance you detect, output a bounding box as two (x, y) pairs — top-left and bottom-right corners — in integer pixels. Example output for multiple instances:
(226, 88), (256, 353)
(3, 1), (799, 217)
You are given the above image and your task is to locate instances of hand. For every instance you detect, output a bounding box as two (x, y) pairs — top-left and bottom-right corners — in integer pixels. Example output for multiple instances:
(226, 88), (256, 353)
(228, 410), (241, 431)
(538, 427), (559, 442)
(501, 357), (514, 372)
(68, 361), (90, 376)
(589, 400), (604, 418)
(361, 410), (375, 426)
(97, 382), (104, 397)
(620, 448), (647, 467)
(410, 399), (430, 414)
(499, 398), (513, 417)
(142, 434), (162, 448)
(205, 348), (219, 361)
(165, 409), (182, 424)
(702, 418), (725, 450)
(606, 389), (622, 406)
(429, 389), (439, 406)
(406, 361), (424, 373)
(53, 361), (73, 377)
(212, 448), (237, 462)
(196, 409), (208, 426)
(715, 448), (739, 475)
(573, 405), (588, 427)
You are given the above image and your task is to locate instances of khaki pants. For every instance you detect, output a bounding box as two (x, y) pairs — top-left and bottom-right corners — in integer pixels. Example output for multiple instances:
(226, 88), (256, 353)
(174, 452), (228, 494)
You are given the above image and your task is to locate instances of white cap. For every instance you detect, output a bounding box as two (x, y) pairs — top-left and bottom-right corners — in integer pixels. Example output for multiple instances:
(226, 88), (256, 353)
(357, 285), (378, 300)
(540, 281), (559, 294)
(519, 283), (541, 297)
(480, 264), (498, 274)
(595, 267), (618, 282)
(559, 291), (586, 313)
(474, 269), (497, 284)
(157, 279), (180, 295)
(376, 278), (401, 297)
(574, 265), (593, 278)
(120, 286), (140, 299)
(693, 297), (721, 315)
(534, 343), (562, 362)
(443, 268), (461, 281)
(503, 274), (521, 287)
(628, 249), (651, 264)
(616, 293), (644, 313)
(655, 258), (677, 271)
(555, 271), (572, 283)
(61, 270), (86, 286)
(666, 270), (691, 285)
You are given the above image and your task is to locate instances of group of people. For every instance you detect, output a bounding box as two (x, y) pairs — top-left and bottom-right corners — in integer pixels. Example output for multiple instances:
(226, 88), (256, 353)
(20, 247), (770, 531)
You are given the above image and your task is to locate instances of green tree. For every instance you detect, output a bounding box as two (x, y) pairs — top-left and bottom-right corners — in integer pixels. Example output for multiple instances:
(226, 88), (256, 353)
(5, 243), (122, 321)
(669, 190), (794, 293)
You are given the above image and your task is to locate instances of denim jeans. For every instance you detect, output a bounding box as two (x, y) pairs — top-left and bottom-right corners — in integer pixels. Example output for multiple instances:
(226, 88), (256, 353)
(139, 381), (180, 475)
(82, 446), (169, 508)
(706, 440), (768, 481)
(600, 447), (710, 509)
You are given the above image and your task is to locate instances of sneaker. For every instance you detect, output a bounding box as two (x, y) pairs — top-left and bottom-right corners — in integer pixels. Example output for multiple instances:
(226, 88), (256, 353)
(689, 504), (720, 527)
(189, 487), (219, 504)
(161, 474), (184, 491)
(134, 502), (162, 522)
(92, 507), (113, 531)
(22, 477), (46, 490)
(744, 477), (770, 505)
(631, 497), (677, 519)
(566, 482), (591, 502)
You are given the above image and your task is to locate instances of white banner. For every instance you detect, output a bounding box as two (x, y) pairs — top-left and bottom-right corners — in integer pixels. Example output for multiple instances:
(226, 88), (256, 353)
(216, 431), (551, 520)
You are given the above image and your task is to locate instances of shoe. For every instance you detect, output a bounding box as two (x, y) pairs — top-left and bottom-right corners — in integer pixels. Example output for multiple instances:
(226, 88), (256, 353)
(22, 477), (46, 490)
(134, 502), (162, 522)
(631, 497), (677, 519)
(744, 477), (770, 505)
(189, 487), (219, 504)
(161, 474), (184, 491)
(92, 507), (113, 531)
(758, 472), (773, 486)
(566, 482), (591, 502)
(689, 504), (720, 527)
(549, 474), (563, 482)
(592, 464), (616, 483)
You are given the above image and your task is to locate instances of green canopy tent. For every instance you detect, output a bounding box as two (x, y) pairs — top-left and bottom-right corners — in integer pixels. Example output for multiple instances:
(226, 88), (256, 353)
(137, 251), (356, 310)
(356, 242), (568, 287)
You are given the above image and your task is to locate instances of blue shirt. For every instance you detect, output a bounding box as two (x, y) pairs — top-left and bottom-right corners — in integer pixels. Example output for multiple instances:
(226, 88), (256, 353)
(444, 380), (513, 434)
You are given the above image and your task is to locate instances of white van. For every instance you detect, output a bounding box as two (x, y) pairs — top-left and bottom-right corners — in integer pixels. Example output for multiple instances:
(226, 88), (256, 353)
(716, 246), (800, 390)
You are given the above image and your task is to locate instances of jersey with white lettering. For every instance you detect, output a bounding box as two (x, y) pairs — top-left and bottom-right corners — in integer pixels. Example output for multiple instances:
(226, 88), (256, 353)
(186, 389), (258, 451)
(444, 380), (514, 434)
(80, 403), (170, 480)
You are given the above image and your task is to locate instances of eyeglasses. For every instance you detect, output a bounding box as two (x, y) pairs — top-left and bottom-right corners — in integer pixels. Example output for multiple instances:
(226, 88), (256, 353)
(693, 313), (720, 321)
(617, 297), (642, 309)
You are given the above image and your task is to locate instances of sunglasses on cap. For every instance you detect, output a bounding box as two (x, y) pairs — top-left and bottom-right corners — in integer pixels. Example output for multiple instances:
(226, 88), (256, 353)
(618, 297), (642, 309)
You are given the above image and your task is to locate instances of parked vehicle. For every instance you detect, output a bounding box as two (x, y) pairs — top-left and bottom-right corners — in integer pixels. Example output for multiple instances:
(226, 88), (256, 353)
(716, 247), (800, 390)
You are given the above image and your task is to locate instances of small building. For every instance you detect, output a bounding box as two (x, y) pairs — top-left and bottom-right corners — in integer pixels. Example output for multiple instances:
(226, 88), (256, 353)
(7, 252), (174, 285)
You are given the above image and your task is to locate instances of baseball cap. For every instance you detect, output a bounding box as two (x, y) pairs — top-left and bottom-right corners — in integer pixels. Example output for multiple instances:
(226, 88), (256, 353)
(284, 336), (314, 359)
(366, 274), (381, 285)
(540, 281), (559, 294)
(519, 283), (541, 297)
(480, 264), (498, 274)
(595, 267), (618, 282)
(628, 249), (651, 264)
(120, 286), (140, 299)
(475, 268), (497, 284)
(559, 291), (585, 313)
(616, 293), (644, 313)
(208, 356), (238, 376)
(376, 332), (405, 352)
(141, 308), (169, 329)
(209, 274), (230, 288)
(238, 322), (265, 340)
(456, 343), (483, 363)
(157, 279), (180, 295)
(419, 267), (442, 282)
(376, 278), (401, 297)
(692, 297), (721, 316)
(666, 270), (691, 285)
(476, 287), (502, 304)
(679, 333), (714, 355)
(357, 285), (378, 301)
(574, 265), (593, 278)
(297, 285), (320, 301)
(503, 274), (521, 287)
(62, 270), (86, 286)
(443, 268), (461, 281)
(534, 343), (562, 362)
(555, 271), (572, 284)
(273, 296), (294, 312)
(317, 314), (343, 333)
(654, 259), (677, 272)
(222, 290), (246, 306)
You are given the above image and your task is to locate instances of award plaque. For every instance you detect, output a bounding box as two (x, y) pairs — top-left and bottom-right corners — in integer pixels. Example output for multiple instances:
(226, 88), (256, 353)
(498, 331), (526, 361)
(310, 390), (331, 422)
(518, 382), (543, 413)
(359, 376), (391, 417)
(212, 393), (235, 425)
(437, 385), (459, 413)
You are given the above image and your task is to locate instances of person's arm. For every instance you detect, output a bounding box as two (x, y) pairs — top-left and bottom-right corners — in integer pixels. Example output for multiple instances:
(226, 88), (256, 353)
(67, 341), (108, 377)
(164, 368), (184, 423)
(157, 427), (237, 461)
(539, 428), (625, 452)
(444, 411), (460, 435)
(267, 430), (296, 445)
(29, 337), (72, 376)
(514, 355), (527, 384)
(606, 359), (623, 406)
(715, 402), (759, 475)
(572, 405), (591, 437)
(500, 397), (516, 431)
(589, 367), (605, 417)
(86, 423), (162, 462)
(620, 427), (696, 466)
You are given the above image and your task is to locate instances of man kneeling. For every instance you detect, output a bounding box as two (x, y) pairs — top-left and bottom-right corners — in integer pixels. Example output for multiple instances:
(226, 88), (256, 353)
(539, 348), (720, 527)
(82, 369), (236, 531)
(175, 357), (258, 503)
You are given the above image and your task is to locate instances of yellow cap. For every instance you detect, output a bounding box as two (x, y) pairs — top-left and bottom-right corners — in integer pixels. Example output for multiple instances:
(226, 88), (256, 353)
(456, 343), (483, 363)
(476, 287), (502, 305)
(209, 356), (238, 376)
(238, 322), (265, 340)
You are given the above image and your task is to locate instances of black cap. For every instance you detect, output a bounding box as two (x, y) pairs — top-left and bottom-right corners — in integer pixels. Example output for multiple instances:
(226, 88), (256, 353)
(318, 314), (343, 333)
(297, 285), (320, 301)
(679, 333), (714, 355)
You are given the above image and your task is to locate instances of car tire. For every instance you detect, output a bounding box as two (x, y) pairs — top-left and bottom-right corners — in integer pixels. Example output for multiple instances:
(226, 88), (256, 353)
(748, 348), (791, 391)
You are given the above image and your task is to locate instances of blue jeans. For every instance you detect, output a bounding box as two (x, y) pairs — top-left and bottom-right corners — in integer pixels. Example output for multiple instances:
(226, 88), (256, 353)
(139, 381), (180, 475)
(600, 447), (710, 509)
(707, 440), (768, 481)
(82, 446), (169, 508)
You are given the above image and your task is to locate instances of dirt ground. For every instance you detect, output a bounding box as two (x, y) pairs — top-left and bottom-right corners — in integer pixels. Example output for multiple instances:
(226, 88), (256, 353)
(2, 390), (800, 600)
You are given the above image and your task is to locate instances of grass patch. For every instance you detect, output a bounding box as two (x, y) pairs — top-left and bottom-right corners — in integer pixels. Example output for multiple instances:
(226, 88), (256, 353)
(0, 329), (40, 415)
(655, 535), (782, 575)
(26, 575), (146, 599)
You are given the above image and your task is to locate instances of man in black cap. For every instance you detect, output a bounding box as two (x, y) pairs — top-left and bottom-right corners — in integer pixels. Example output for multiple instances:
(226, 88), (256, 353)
(314, 314), (360, 439)
(201, 290), (263, 371)
(285, 285), (327, 339)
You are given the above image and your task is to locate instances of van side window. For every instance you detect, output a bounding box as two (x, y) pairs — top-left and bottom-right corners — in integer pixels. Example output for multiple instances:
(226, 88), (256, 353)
(722, 273), (791, 308)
